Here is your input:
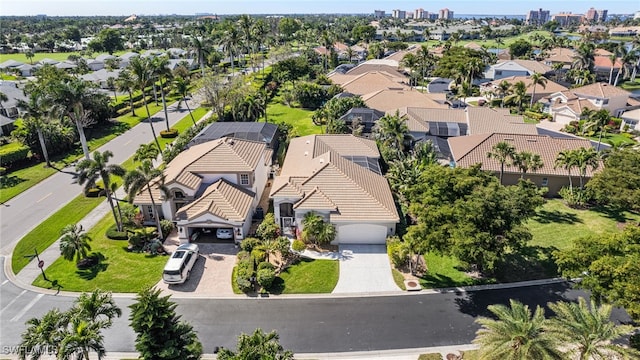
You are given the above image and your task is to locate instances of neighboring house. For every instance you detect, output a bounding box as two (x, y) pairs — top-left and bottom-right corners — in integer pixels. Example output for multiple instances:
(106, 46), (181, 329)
(0, 114), (16, 136)
(542, 47), (576, 68)
(337, 71), (409, 95)
(383, 45), (420, 63)
(86, 59), (105, 71)
(427, 78), (454, 93)
(484, 60), (552, 80)
(131, 137), (273, 243)
(448, 133), (598, 196)
(188, 121), (279, 151)
(270, 134), (399, 244)
(80, 68), (121, 89)
(593, 55), (623, 82)
(341, 59), (404, 77)
(479, 75), (568, 103)
(0, 81), (27, 119)
(401, 107), (537, 142)
(0, 60), (34, 77)
(167, 58), (196, 71)
(118, 52), (140, 67)
(362, 89), (448, 113)
(541, 82), (633, 124)
(338, 107), (385, 135)
(620, 108), (640, 132)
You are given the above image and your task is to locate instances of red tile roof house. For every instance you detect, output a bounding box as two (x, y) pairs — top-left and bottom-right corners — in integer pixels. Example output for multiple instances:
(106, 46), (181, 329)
(131, 137), (273, 244)
(270, 135), (399, 244)
(540, 82), (633, 125)
(448, 133), (599, 196)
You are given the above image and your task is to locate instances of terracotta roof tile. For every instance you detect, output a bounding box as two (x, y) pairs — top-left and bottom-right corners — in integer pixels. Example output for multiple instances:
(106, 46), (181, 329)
(340, 71), (409, 95)
(362, 89), (448, 112)
(175, 179), (254, 222)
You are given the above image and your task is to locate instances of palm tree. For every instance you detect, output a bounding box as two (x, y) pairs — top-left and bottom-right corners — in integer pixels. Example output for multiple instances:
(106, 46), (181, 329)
(573, 42), (595, 72)
(474, 299), (562, 360)
(58, 317), (105, 360)
(497, 80), (512, 108)
(573, 147), (600, 190)
(76, 150), (126, 231)
(487, 141), (516, 184)
(513, 151), (544, 179)
(373, 112), (412, 156)
(151, 55), (172, 131)
(608, 53), (618, 85)
(554, 150), (577, 193)
(173, 76), (195, 126)
(129, 56), (162, 153)
(528, 73), (547, 108)
(546, 297), (637, 360)
(60, 224), (92, 264)
(18, 308), (67, 359)
(115, 69), (136, 117)
(123, 159), (163, 239)
(504, 81), (528, 112)
(59, 79), (94, 160)
(220, 25), (240, 74)
(73, 289), (122, 328)
(133, 143), (160, 163)
(17, 93), (53, 166)
(190, 36), (210, 76)
(217, 329), (294, 360)
(585, 109), (611, 151)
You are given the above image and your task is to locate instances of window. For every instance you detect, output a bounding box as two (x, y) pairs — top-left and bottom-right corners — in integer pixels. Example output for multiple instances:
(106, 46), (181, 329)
(240, 174), (250, 185)
(174, 191), (185, 199)
(541, 177), (549, 186)
(146, 206), (154, 217)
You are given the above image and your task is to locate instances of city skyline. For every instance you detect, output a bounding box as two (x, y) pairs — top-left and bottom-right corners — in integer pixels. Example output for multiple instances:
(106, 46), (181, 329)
(1, 0), (637, 17)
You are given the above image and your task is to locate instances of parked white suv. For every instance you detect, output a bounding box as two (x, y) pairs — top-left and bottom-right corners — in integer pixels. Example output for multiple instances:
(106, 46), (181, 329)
(163, 243), (199, 284)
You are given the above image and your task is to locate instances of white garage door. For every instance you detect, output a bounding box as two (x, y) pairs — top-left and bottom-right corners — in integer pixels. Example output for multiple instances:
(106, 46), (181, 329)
(336, 224), (388, 244)
(554, 113), (576, 126)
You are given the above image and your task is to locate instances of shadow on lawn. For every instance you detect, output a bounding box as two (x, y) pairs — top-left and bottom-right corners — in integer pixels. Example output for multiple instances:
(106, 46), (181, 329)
(532, 209), (581, 224)
(0, 174), (26, 189)
(76, 253), (108, 280)
(591, 205), (638, 223)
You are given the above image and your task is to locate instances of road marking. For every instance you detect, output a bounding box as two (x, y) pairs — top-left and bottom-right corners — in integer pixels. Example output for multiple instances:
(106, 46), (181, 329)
(0, 289), (26, 315)
(36, 192), (52, 203)
(11, 293), (44, 322)
(123, 140), (132, 145)
(1, 280), (7, 286)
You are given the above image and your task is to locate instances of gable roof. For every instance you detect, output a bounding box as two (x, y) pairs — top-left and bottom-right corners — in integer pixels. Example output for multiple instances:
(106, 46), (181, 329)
(493, 60), (552, 74)
(481, 75), (568, 95)
(362, 89), (448, 112)
(175, 179), (254, 222)
(188, 122), (278, 147)
(0, 59), (24, 68)
(271, 135), (398, 222)
(571, 82), (631, 99)
(544, 47), (576, 64)
(339, 108), (385, 124)
(340, 71), (409, 95)
(594, 56), (622, 69)
(449, 133), (598, 177)
(466, 107), (538, 135)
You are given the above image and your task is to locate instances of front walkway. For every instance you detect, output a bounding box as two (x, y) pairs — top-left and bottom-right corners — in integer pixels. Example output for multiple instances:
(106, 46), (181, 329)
(332, 245), (400, 294)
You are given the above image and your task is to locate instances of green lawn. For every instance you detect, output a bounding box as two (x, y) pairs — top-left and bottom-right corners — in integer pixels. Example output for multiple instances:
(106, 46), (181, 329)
(621, 79), (640, 91)
(271, 258), (338, 294)
(12, 195), (103, 273)
(420, 252), (491, 289)
(587, 133), (637, 147)
(266, 103), (321, 136)
(0, 51), (129, 64)
(32, 214), (168, 292)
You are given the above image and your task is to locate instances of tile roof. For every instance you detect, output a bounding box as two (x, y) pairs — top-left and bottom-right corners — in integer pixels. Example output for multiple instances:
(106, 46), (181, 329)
(544, 47), (576, 64)
(571, 82), (631, 98)
(552, 99), (598, 115)
(340, 71), (409, 95)
(466, 108), (538, 135)
(399, 107), (466, 133)
(175, 179), (254, 222)
(494, 60), (552, 74)
(362, 89), (448, 112)
(271, 135), (399, 222)
(481, 75), (568, 96)
(594, 56), (622, 69)
(449, 133), (598, 177)
(345, 62), (405, 78)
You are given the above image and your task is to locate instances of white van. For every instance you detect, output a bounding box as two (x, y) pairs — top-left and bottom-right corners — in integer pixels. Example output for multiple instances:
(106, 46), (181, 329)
(163, 243), (199, 284)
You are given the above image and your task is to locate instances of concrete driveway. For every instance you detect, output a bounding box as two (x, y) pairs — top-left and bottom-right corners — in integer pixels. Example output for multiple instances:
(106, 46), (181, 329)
(332, 245), (400, 294)
(155, 243), (238, 296)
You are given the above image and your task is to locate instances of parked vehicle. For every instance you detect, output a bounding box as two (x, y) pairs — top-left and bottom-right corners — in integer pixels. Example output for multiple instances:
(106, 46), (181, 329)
(216, 228), (233, 240)
(162, 243), (199, 284)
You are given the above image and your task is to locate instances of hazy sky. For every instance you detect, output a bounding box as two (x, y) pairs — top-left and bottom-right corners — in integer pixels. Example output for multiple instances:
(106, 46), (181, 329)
(1, 0), (637, 16)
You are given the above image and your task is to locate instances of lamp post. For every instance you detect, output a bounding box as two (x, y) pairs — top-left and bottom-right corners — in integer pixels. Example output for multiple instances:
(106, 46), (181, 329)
(24, 248), (49, 282)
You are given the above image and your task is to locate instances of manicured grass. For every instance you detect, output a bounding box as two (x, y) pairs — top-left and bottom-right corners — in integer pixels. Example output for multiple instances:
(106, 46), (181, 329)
(418, 353), (443, 360)
(420, 252), (484, 289)
(0, 163), (58, 203)
(621, 79), (640, 91)
(392, 268), (406, 290)
(266, 103), (321, 136)
(587, 133), (637, 147)
(1, 74), (17, 80)
(272, 258), (338, 294)
(527, 199), (640, 251)
(0, 51), (129, 64)
(461, 350), (480, 359)
(12, 195), (103, 273)
(32, 214), (168, 293)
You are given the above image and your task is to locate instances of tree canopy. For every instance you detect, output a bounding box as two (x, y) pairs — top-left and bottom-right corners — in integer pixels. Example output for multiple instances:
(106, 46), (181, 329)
(587, 148), (640, 212)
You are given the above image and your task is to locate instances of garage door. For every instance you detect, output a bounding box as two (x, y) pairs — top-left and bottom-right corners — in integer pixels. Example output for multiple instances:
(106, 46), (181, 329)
(554, 113), (576, 126)
(336, 224), (388, 244)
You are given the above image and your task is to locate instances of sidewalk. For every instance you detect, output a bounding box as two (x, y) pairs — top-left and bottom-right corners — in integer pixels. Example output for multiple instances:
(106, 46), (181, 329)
(13, 104), (212, 286)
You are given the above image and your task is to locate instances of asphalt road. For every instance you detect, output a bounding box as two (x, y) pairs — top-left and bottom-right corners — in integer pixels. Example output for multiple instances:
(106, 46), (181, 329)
(0, 103), (192, 256)
(0, 256), (632, 355)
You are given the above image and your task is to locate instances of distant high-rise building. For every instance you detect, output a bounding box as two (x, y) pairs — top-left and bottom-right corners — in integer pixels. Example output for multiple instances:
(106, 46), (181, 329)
(585, 7), (607, 22)
(526, 8), (550, 24)
(374, 10), (385, 18)
(415, 8), (427, 19)
(439, 8), (454, 20)
(552, 12), (584, 26)
(392, 9), (406, 19)
(596, 9), (608, 22)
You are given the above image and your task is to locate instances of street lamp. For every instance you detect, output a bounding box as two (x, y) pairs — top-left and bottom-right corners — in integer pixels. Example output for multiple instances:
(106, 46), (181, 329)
(24, 248), (49, 282)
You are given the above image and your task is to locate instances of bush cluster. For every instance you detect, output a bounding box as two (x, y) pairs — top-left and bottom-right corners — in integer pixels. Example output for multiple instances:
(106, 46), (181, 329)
(105, 224), (128, 240)
(0, 143), (30, 167)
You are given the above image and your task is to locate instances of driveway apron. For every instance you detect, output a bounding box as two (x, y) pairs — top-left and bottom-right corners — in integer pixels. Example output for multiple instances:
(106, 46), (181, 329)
(332, 244), (400, 293)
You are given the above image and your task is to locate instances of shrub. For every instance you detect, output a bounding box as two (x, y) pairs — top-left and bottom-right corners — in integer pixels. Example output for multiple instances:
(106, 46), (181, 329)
(387, 236), (409, 268)
(236, 250), (251, 262)
(85, 187), (105, 198)
(251, 247), (267, 263)
(160, 129), (179, 138)
(558, 187), (592, 209)
(630, 333), (640, 351)
(292, 239), (306, 252)
(0, 166), (6, 175)
(240, 237), (262, 252)
(257, 261), (275, 271)
(256, 268), (276, 289)
(236, 259), (254, 280)
(256, 213), (280, 240)
(160, 219), (175, 238)
(236, 277), (253, 292)
(105, 224), (128, 240)
(0, 143), (29, 167)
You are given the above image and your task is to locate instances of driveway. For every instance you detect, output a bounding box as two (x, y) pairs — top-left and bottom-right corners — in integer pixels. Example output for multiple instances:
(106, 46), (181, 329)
(155, 242), (238, 296)
(332, 245), (400, 294)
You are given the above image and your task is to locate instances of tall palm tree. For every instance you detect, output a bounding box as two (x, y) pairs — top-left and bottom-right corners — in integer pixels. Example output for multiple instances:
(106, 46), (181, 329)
(504, 81), (528, 112)
(497, 80), (512, 108)
(487, 141), (516, 185)
(585, 109), (611, 151)
(220, 25), (240, 74)
(513, 151), (544, 179)
(238, 15), (254, 69)
(474, 299), (562, 360)
(374, 112), (412, 156)
(73, 289), (122, 328)
(528, 73), (547, 108)
(123, 159), (163, 239)
(59, 79), (95, 160)
(58, 317), (105, 360)
(151, 55), (172, 132)
(173, 76), (195, 126)
(546, 297), (637, 360)
(129, 56), (162, 153)
(554, 150), (577, 192)
(115, 69), (136, 116)
(573, 147), (600, 190)
(608, 53), (618, 85)
(19, 308), (68, 359)
(17, 94), (53, 166)
(190, 36), (210, 76)
(133, 143), (160, 163)
(76, 150), (126, 231)
(59, 224), (92, 264)
(572, 43), (595, 72)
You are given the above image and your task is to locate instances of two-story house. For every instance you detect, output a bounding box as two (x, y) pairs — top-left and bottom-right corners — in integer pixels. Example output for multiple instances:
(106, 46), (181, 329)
(131, 137), (272, 243)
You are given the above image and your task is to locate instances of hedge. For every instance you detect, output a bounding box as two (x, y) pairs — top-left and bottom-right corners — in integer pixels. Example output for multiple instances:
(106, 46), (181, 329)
(0, 143), (30, 167)
(105, 224), (129, 240)
(160, 129), (179, 138)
